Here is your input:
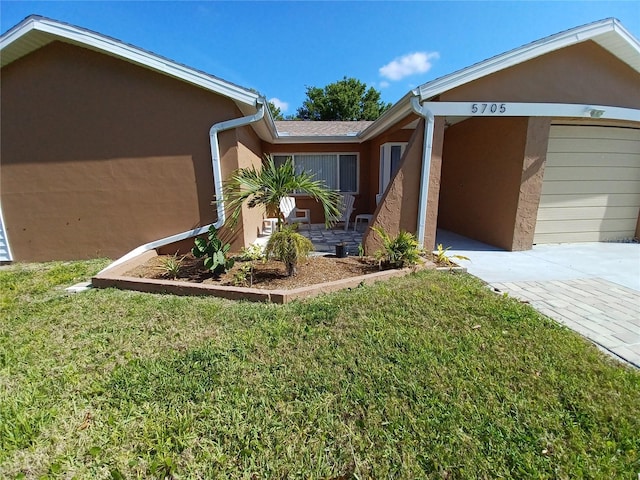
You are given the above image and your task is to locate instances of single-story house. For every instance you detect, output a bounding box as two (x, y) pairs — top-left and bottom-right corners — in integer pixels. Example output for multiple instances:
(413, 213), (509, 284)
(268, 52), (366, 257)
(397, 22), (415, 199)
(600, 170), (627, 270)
(1, 15), (639, 263)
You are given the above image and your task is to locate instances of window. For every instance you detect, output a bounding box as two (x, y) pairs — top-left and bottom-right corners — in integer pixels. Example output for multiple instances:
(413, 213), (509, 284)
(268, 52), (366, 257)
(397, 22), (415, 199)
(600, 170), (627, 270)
(379, 143), (407, 194)
(273, 153), (359, 193)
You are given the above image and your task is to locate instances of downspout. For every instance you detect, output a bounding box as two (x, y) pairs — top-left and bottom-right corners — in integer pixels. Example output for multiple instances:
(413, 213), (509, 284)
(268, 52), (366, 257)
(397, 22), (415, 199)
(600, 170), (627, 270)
(100, 100), (265, 272)
(410, 93), (435, 248)
(209, 99), (265, 228)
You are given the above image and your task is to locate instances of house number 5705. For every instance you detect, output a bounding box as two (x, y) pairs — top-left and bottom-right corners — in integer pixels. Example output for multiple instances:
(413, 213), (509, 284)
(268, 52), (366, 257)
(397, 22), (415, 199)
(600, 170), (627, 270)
(471, 103), (506, 114)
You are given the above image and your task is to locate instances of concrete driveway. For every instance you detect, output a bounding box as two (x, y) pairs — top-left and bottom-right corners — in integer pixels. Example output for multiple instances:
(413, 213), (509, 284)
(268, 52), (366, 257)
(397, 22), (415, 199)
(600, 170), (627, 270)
(437, 230), (640, 368)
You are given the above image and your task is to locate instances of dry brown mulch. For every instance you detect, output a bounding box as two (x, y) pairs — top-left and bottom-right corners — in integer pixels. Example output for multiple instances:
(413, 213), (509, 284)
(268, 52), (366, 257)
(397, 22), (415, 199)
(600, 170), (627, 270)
(125, 253), (385, 290)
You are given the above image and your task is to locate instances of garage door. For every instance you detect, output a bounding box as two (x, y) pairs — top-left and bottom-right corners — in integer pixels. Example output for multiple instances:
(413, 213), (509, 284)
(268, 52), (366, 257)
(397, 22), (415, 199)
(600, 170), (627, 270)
(534, 125), (640, 244)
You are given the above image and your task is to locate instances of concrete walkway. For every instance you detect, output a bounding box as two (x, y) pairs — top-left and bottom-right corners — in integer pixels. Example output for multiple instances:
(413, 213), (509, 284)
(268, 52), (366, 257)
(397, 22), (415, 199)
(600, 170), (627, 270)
(437, 230), (640, 368)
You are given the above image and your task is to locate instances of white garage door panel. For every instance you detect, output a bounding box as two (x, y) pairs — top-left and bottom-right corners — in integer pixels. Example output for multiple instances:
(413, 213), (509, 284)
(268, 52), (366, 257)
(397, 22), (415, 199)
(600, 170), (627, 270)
(541, 180), (639, 195)
(551, 125), (640, 141)
(536, 206), (639, 221)
(542, 166), (640, 182)
(534, 231), (632, 244)
(534, 218), (635, 234)
(547, 152), (640, 167)
(534, 125), (640, 244)
(539, 193), (640, 208)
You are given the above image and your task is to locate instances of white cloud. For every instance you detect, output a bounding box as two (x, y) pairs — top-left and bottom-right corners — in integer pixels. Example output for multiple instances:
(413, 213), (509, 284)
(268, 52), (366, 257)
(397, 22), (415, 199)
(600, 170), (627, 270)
(379, 81), (390, 88)
(379, 52), (439, 81)
(269, 97), (289, 112)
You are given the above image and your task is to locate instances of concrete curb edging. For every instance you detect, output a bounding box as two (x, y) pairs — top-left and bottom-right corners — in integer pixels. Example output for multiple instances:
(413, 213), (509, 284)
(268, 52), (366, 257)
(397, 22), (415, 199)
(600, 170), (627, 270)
(92, 250), (437, 304)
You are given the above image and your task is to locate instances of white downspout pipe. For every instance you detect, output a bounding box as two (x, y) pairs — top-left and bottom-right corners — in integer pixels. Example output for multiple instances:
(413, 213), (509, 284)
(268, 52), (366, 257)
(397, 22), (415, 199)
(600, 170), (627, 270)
(410, 94), (435, 248)
(100, 100), (265, 272)
(209, 100), (265, 228)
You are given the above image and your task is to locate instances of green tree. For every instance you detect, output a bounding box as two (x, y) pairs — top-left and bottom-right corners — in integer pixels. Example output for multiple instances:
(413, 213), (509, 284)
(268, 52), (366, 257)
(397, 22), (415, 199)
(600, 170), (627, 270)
(268, 101), (284, 120)
(296, 77), (391, 121)
(223, 155), (340, 230)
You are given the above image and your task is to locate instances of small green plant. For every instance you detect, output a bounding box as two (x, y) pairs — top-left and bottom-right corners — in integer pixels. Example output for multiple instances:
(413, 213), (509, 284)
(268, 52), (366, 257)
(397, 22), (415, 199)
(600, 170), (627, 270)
(233, 263), (254, 287)
(264, 226), (313, 276)
(191, 225), (235, 275)
(158, 252), (185, 279)
(237, 244), (264, 262)
(357, 243), (365, 258)
(433, 244), (470, 267)
(372, 227), (422, 269)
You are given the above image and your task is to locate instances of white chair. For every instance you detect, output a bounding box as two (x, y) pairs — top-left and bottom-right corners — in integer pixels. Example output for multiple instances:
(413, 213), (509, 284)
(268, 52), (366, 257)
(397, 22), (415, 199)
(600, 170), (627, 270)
(327, 193), (355, 231)
(354, 194), (382, 231)
(279, 196), (311, 228)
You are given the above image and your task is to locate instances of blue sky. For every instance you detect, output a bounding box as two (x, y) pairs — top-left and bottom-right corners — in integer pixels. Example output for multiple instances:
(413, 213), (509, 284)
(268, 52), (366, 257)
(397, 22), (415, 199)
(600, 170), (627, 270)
(2, 1), (639, 116)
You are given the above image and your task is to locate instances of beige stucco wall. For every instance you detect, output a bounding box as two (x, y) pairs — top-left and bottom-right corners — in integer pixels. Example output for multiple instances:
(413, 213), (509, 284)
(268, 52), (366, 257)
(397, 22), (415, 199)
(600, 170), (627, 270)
(442, 41), (640, 107)
(234, 125), (266, 248)
(0, 41), (248, 261)
(512, 117), (552, 249)
(439, 117), (528, 250)
(363, 117), (445, 254)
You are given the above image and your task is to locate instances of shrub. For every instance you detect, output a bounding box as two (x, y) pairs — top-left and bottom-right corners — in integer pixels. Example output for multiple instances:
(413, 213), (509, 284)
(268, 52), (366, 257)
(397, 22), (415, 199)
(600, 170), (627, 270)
(372, 227), (421, 269)
(236, 244), (264, 262)
(191, 226), (234, 276)
(158, 252), (184, 279)
(433, 244), (470, 267)
(265, 226), (313, 276)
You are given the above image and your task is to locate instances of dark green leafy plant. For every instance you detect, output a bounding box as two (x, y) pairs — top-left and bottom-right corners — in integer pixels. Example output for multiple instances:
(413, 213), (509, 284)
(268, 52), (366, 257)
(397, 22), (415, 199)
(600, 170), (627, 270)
(372, 227), (422, 269)
(264, 226), (314, 276)
(191, 226), (234, 275)
(223, 155), (340, 231)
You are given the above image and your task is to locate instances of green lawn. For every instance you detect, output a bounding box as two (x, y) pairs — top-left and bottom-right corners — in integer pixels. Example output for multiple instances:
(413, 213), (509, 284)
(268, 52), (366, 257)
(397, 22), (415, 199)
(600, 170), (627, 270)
(1, 260), (638, 479)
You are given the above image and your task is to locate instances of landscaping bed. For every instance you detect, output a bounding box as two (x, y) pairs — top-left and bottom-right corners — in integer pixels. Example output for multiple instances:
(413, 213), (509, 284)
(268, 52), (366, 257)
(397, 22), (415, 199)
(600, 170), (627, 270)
(126, 252), (384, 289)
(92, 250), (435, 303)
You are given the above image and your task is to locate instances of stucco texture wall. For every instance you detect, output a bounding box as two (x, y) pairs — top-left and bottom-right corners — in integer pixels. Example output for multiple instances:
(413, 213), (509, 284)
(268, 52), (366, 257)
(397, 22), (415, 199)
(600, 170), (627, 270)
(1, 41), (247, 261)
(438, 117), (551, 250)
(442, 41), (640, 108)
(363, 117), (445, 254)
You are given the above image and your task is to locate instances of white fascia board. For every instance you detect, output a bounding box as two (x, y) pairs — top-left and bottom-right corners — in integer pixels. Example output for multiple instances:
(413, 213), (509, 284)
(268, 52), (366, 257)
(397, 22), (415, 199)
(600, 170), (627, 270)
(418, 19), (633, 101)
(422, 102), (640, 122)
(611, 20), (640, 54)
(1, 17), (260, 107)
(358, 93), (415, 141)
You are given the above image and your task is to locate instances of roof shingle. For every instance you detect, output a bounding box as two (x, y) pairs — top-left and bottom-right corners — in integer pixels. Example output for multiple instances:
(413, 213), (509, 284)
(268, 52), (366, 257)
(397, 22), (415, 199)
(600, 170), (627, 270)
(274, 121), (373, 137)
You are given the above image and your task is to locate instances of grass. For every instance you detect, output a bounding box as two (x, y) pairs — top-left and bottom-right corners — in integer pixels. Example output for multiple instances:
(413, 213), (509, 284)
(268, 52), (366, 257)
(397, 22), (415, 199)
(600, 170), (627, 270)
(1, 260), (638, 479)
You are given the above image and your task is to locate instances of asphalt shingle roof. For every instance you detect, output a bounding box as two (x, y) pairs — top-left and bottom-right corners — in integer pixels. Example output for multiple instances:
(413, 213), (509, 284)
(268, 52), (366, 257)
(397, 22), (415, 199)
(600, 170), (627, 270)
(274, 121), (373, 137)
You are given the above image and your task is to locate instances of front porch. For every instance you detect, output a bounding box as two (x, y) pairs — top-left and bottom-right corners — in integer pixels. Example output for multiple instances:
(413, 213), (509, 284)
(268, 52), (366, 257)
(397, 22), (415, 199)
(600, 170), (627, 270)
(255, 223), (365, 256)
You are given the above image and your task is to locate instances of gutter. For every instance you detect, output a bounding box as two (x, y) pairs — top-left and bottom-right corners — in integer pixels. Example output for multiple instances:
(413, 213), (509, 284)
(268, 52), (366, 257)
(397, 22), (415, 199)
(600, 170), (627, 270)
(410, 93), (435, 249)
(100, 100), (265, 272)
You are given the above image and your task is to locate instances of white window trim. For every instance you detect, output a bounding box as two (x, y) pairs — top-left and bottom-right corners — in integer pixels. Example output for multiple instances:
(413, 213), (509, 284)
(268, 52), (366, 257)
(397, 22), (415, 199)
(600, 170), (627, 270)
(379, 142), (407, 195)
(272, 152), (360, 195)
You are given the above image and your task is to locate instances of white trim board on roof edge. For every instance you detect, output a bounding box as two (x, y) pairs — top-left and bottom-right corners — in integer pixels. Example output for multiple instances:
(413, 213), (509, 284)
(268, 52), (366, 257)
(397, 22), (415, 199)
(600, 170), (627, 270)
(0, 16), (261, 108)
(422, 102), (640, 122)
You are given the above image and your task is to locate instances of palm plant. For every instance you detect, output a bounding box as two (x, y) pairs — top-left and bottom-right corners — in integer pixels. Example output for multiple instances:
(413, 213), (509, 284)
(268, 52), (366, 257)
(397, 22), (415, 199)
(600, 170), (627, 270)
(264, 226), (314, 276)
(223, 155), (341, 231)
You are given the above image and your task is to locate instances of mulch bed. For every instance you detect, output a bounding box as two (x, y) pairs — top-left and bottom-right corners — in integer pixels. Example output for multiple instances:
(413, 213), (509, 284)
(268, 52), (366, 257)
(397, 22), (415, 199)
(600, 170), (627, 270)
(125, 253), (385, 290)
